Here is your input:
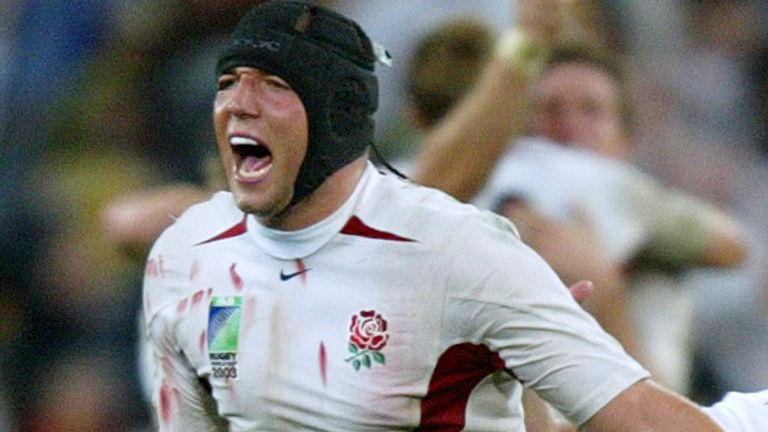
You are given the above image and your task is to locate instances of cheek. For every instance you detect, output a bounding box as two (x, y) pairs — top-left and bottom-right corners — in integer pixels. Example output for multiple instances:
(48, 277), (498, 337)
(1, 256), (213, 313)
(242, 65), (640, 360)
(295, 117), (309, 152)
(211, 110), (234, 169)
(212, 101), (227, 132)
(281, 108), (309, 158)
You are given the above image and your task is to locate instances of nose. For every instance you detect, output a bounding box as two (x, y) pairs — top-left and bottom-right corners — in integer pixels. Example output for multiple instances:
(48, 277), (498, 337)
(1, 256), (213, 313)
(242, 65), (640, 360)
(555, 107), (584, 140)
(220, 74), (261, 118)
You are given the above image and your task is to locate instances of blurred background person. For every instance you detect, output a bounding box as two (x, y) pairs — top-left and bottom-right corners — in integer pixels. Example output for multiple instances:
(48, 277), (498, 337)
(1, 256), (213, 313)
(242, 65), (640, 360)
(328, 0), (513, 159)
(411, 0), (750, 400)
(607, 0), (768, 404)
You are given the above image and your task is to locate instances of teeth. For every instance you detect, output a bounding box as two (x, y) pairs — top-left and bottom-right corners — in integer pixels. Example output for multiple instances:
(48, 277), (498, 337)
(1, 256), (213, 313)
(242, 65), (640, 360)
(230, 136), (272, 181)
(230, 136), (259, 146)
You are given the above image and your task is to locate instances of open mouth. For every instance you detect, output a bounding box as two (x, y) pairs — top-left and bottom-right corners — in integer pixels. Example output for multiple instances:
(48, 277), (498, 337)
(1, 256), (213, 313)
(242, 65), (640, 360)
(230, 136), (273, 181)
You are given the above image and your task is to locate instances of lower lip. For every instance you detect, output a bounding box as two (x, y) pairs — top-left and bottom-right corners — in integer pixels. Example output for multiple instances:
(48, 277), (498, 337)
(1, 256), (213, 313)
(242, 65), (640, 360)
(234, 171), (267, 185)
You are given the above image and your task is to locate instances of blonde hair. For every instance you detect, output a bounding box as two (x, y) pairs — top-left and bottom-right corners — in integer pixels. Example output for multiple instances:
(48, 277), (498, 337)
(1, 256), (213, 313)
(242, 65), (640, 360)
(406, 18), (494, 126)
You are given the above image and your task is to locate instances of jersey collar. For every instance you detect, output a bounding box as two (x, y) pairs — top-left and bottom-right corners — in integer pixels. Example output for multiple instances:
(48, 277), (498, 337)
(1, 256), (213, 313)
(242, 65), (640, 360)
(246, 162), (375, 259)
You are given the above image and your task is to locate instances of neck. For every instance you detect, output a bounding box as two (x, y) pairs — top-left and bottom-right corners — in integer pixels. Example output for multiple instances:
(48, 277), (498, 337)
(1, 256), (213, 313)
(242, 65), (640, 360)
(258, 156), (368, 231)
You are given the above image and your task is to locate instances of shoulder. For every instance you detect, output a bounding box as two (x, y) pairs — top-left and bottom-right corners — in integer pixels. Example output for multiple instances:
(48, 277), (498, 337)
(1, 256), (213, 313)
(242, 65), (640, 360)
(143, 191), (243, 322)
(360, 170), (522, 249)
(153, 191), (244, 252)
(358, 171), (551, 295)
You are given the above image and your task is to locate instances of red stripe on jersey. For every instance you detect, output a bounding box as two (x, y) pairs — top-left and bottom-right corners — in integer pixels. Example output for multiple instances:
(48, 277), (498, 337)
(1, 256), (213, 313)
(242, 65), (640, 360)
(296, 258), (309, 284)
(195, 215), (248, 245)
(340, 216), (415, 242)
(199, 330), (206, 354)
(229, 263), (244, 291)
(192, 289), (205, 306)
(416, 343), (515, 431)
(319, 342), (327, 387)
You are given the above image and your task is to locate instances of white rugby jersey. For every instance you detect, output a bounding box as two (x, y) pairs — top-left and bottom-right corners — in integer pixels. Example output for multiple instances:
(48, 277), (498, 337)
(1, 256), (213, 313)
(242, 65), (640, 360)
(143, 163), (648, 431)
(473, 138), (653, 264)
(704, 390), (768, 432)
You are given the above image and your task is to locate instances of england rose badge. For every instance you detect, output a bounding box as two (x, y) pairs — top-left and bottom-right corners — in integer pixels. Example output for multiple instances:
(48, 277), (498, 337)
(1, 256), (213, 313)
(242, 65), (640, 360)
(345, 310), (389, 371)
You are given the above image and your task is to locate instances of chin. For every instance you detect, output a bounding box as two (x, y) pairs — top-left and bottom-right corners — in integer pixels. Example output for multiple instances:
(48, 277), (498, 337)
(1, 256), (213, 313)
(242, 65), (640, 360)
(233, 198), (267, 216)
(232, 192), (291, 219)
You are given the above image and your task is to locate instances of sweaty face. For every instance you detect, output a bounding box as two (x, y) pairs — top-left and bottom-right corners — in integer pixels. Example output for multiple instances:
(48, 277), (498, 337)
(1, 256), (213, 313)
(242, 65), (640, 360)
(530, 63), (628, 159)
(214, 67), (309, 220)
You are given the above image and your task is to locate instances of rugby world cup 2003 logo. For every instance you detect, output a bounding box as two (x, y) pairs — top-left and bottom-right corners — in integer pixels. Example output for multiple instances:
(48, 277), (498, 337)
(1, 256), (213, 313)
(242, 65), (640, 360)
(208, 296), (242, 380)
(345, 310), (389, 371)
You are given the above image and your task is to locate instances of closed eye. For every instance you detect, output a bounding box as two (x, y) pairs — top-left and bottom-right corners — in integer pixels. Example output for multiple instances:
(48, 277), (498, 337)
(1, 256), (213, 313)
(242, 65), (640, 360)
(264, 76), (292, 91)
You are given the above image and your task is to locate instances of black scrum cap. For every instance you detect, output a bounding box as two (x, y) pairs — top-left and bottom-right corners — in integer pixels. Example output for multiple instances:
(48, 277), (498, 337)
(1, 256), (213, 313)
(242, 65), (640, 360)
(216, 0), (379, 204)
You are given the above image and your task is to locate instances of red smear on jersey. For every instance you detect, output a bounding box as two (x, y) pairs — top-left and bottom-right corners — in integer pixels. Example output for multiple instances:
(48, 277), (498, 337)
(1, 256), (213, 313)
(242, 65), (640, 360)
(195, 215), (248, 245)
(206, 287), (213, 298)
(242, 296), (257, 339)
(177, 298), (188, 314)
(199, 329), (207, 354)
(161, 356), (175, 376)
(189, 260), (200, 281)
(144, 258), (160, 277)
(296, 258), (309, 284)
(416, 343), (514, 431)
(319, 342), (327, 387)
(230, 263), (244, 290)
(192, 289), (205, 306)
(146, 254), (167, 278)
(159, 381), (178, 427)
(340, 216), (415, 242)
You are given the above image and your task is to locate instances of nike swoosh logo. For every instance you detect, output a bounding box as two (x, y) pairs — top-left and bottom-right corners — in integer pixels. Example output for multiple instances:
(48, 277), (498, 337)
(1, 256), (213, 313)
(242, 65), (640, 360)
(280, 268), (311, 281)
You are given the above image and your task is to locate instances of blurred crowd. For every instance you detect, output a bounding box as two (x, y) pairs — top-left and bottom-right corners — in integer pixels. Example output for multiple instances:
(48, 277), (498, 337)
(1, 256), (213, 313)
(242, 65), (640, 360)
(0, 0), (766, 431)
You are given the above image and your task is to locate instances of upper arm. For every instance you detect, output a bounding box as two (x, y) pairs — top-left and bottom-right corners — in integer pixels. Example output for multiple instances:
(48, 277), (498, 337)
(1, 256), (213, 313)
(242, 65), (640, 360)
(583, 379), (724, 432)
(446, 216), (648, 425)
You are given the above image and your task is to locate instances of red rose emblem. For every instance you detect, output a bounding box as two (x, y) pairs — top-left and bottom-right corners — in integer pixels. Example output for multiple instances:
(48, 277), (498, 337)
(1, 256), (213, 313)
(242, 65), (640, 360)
(349, 310), (389, 351)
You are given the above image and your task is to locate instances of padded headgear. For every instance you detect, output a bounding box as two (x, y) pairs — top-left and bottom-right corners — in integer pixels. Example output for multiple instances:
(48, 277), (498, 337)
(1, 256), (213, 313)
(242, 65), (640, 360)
(216, 0), (379, 204)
